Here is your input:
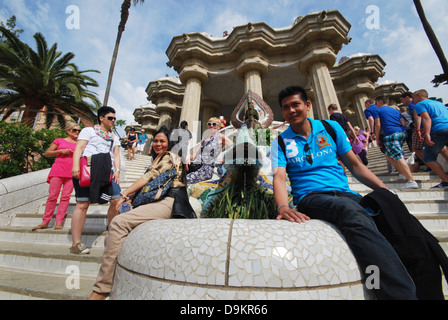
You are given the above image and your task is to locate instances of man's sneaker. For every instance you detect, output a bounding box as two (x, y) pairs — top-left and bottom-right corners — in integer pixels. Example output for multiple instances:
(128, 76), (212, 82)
(431, 181), (448, 189)
(70, 242), (90, 254)
(400, 181), (419, 190)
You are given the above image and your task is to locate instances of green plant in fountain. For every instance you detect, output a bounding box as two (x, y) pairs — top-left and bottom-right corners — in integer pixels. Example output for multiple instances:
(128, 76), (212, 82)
(202, 124), (278, 220)
(202, 161), (278, 220)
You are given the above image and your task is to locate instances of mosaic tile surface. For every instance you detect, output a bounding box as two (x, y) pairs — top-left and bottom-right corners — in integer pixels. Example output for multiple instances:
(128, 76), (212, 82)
(111, 219), (374, 300)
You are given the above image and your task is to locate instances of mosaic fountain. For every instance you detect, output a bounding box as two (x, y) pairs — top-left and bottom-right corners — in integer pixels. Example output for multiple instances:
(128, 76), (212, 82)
(110, 92), (373, 300)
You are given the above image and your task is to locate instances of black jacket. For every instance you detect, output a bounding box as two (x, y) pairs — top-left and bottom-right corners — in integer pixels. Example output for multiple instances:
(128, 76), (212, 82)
(90, 153), (113, 204)
(360, 188), (448, 300)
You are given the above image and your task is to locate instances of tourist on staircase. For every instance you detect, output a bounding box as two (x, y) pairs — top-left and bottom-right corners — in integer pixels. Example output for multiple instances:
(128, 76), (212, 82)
(88, 125), (196, 300)
(32, 122), (81, 231)
(374, 95), (419, 190)
(401, 91), (426, 173)
(70, 106), (122, 255)
(136, 129), (148, 155)
(413, 89), (448, 189)
(126, 127), (137, 160)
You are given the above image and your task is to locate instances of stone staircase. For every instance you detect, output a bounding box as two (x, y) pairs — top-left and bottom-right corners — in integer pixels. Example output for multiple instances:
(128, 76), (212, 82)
(0, 147), (447, 299)
(0, 152), (152, 299)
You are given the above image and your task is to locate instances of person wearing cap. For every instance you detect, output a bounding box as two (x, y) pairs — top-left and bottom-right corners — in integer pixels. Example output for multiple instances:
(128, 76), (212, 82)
(186, 117), (233, 184)
(136, 129), (149, 155)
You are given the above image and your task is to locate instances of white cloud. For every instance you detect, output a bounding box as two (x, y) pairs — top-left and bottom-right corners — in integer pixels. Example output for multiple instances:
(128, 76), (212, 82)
(3, 0), (448, 117)
(209, 8), (249, 37)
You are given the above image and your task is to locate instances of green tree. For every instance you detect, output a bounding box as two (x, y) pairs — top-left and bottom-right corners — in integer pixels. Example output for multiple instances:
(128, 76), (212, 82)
(103, 0), (145, 106)
(0, 26), (101, 128)
(114, 119), (126, 138)
(0, 15), (23, 42)
(414, 0), (448, 87)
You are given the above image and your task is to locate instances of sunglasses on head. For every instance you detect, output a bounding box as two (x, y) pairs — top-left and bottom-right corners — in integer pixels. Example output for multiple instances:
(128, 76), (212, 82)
(208, 122), (218, 126)
(304, 143), (313, 165)
(71, 128), (81, 133)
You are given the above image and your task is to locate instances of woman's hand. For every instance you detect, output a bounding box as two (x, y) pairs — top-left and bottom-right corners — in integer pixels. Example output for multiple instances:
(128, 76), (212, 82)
(115, 196), (126, 211)
(60, 149), (73, 155)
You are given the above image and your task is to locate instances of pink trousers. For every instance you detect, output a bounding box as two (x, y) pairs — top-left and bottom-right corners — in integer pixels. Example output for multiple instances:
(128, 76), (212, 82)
(42, 177), (74, 224)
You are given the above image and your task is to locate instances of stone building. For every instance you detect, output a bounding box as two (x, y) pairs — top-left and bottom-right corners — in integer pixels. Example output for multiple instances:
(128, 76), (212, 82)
(138, 10), (409, 140)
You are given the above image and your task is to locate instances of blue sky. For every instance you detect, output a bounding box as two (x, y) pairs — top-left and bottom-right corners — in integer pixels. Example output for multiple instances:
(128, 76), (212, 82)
(1, 0), (447, 126)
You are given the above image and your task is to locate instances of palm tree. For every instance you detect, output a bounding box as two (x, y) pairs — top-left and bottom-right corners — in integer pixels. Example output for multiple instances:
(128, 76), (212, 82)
(0, 26), (101, 128)
(414, 0), (448, 87)
(103, 0), (145, 106)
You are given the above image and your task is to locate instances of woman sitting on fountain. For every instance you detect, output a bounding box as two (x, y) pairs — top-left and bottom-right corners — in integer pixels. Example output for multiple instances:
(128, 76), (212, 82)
(88, 125), (196, 300)
(186, 117), (233, 184)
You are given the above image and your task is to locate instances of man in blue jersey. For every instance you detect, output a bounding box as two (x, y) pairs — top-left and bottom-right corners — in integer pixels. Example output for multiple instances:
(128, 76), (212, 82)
(413, 89), (448, 188)
(364, 98), (378, 140)
(374, 95), (418, 190)
(272, 86), (417, 300)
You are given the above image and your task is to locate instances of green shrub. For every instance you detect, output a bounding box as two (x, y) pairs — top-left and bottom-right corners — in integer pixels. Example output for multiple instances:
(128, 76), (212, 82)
(0, 122), (66, 179)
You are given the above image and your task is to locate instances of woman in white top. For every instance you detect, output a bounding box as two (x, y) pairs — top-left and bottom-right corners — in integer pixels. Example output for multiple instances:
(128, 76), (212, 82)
(70, 106), (122, 254)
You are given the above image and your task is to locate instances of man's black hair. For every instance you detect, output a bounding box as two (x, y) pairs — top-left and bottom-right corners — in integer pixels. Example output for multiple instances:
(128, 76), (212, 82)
(97, 106), (116, 124)
(278, 86), (309, 107)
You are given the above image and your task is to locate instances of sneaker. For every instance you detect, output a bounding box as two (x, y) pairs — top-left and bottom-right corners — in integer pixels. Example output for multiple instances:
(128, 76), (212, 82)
(397, 174), (406, 181)
(400, 181), (419, 190)
(70, 242), (90, 254)
(431, 181), (448, 189)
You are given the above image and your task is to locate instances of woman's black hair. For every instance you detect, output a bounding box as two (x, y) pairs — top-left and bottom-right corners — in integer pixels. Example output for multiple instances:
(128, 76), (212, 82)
(151, 125), (187, 183)
(180, 121), (188, 129)
(150, 125), (173, 160)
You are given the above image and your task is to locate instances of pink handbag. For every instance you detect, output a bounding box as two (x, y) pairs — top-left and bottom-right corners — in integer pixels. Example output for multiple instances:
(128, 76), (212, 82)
(79, 156), (112, 187)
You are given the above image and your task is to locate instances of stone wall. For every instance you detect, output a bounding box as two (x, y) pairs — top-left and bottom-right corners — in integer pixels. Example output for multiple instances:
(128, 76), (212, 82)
(0, 169), (50, 226)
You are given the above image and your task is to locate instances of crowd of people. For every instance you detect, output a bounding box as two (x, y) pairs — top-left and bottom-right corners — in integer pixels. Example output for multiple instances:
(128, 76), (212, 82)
(32, 85), (448, 300)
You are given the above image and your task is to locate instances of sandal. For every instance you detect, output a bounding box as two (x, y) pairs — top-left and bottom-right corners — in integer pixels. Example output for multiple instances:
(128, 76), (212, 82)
(54, 223), (63, 230)
(70, 242), (90, 254)
(32, 224), (48, 231)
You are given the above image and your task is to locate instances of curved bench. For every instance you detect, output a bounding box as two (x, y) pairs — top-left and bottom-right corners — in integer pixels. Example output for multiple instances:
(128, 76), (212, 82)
(110, 218), (374, 300)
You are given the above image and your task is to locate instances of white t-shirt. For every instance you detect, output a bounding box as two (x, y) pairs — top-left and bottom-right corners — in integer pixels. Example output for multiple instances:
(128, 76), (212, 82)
(78, 127), (120, 166)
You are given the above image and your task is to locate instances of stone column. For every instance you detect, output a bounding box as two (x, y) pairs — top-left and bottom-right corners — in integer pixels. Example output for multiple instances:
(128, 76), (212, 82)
(201, 100), (221, 134)
(340, 77), (376, 129)
(237, 51), (269, 97)
(157, 110), (173, 129)
(351, 92), (369, 129)
(299, 41), (339, 120)
(179, 60), (209, 144)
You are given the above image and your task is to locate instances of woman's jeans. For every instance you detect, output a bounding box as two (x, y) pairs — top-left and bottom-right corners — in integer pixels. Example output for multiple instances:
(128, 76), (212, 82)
(43, 177), (74, 224)
(297, 191), (417, 300)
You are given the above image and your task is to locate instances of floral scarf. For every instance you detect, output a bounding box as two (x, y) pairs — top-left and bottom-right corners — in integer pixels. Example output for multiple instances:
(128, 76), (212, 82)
(94, 125), (114, 141)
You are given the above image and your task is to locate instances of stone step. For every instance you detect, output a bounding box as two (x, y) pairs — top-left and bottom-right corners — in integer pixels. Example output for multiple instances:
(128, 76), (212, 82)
(0, 226), (106, 248)
(0, 241), (102, 277)
(38, 202), (111, 215)
(10, 213), (108, 230)
(0, 267), (95, 300)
